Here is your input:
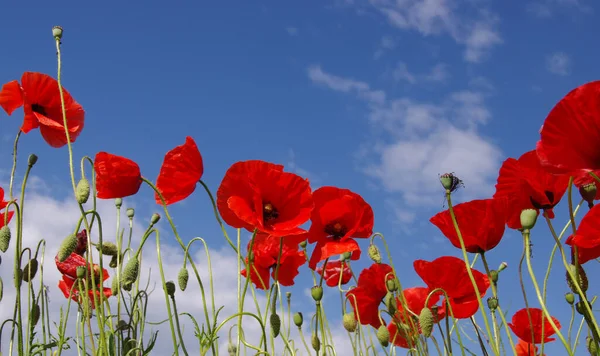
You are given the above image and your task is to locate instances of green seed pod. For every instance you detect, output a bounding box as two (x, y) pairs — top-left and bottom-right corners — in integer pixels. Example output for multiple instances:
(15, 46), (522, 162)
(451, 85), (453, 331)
(293, 312), (303, 327)
(520, 209), (538, 230)
(343, 312), (357, 333)
(75, 178), (90, 204)
(566, 264), (589, 295)
(311, 286), (323, 302)
(487, 297), (498, 311)
(565, 292), (575, 305)
(76, 266), (87, 279)
(178, 267), (189, 291)
(150, 213), (161, 225)
(28, 154), (38, 166)
(368, 244), (382, 264)
(126, 208), (135, 218)
(30, 303), (40, 327)
(96, 242), (118, 256)
(419, 307), (434, 338)
(270, 313), (281, 338)
(286, 291), (291, 301)
(580, 183), (597, 207)
(121, 257), (140, 286)
(52, 26), (63, 40)
(22, 259), (38, 282)
(164, 281), (176, 297)
(0, 226), (11, 253)
(489, 270), (499, 284)
(111, 278), (119, 296)
(115, 198), (122, 208)
(311, 335), (321, 352)
(376, 325), (390, 347)
(57, 233), (78, 262)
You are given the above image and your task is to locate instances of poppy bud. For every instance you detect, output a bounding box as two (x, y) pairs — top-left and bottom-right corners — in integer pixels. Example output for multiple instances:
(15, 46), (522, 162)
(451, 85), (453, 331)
(76, 266), (87, 279)
(587, 336), (598, 355)
(111, 278), (119, 296)
(311, 286), (323, 302)
(386, 279), (398, 292)
(565, 292), (575, 305)
(96, 242), (119, 256)
(116, 320), (129, 331)
(22, 259), (38, 282)
(164, 281), (176, 297)
(52, 26), (63, 40)
(343, 312), (357, 332)
(440, 173), (463, 193)
(151, 213), (161, 225)
(368, 244), (381, 264)
(311, 335), (320, 352)
(299, 240), (307, 248)
(28, 154), (38, 167)
(30, 303), (40, 327)
(0, 226), (11, 253)
(121, 257), (140, 286)
(489, 270), (499, 284)
(270, 313), (281, 338)
(109, 254), (119, 268)
(419, 307), (434, 338)
(76, 178), (90, 204)
(178, 267), (189, 291)
(293, 312), (303, 327)
(0, 278), (3, 302)
(487, 297), (498, 311)
(126, 208), (135, 218)
(576, 301), (586, 315)
(520, 209), (538, 230)
(57, 233), (78, 262)
(286, 291), (292, 301)
(115, 198), (122, 208)
(122, 282), (132, 292)
(384, 292), (396, 314)
(566, 264), (588, 294)
(341, 251), (352, 261)
(376, 325), (390, 347)
(227, 344), (237, 356)
(579, 183), (597, 207)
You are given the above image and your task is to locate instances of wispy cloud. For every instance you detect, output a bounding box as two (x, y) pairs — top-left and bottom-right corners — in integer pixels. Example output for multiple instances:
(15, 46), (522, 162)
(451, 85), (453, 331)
(392, 62), (417, 83)
(373, 35), (397, 59)
(527, 0), (592, 18)
(546, 52), (571, 76)
(307, 65), (386, 104)
(391, 62), (450, 84)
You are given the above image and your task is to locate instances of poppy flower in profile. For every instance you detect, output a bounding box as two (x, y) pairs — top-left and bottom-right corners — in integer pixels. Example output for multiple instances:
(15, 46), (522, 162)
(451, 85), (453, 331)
(240, 233), (306, 290)
(306, 186), (374, 269)
(0, 72), (85, 148)
(94, 152), (142, 199)
(316, 260), (353, 287)
(494, 150), (569, 229)
(508, 308), (561, 344)
(0, 186), (14, 227)
(536, 81), (600, 174)
(515, 339), (544, 356)
(565, 204), (600, 263)
(155, 136), (204, 205)
(430, 198), (507, 253)
(55, 253), (111, 309)
(346, 263), (394, 328)
(414, 256), (490, 319)
(217, 160), (313, 237)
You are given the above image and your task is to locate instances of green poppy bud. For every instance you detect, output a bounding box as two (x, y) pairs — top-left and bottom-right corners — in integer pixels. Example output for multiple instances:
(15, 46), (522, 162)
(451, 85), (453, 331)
(76, 178), (90, 204)
(0, 226), (10, 253)
(22, 259), (38, 282)
(57, 233), (78, 262)
(343, 312), (357, 333)
(270, 313), (281, 338)
(376, 325), (390, 347)
(178, 267), (189, 291)
(293, 312), (303, 327)
(419, 307), (434, 338)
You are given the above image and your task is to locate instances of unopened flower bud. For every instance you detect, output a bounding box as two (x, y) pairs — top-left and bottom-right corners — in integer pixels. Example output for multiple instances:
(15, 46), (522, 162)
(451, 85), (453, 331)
(28, 154), (38, 166)
(587, 336), (598, 355)
(311, 335), (320, 352)
(164, 281), (176, 297)
(76, 178), (90, 204)
(520, 209), (538, 230)
(487, 297), (498, 311)
(178, 267), (189, 291)
(384, 293), (397, 314)
(227, 344), (237, 356)
(76, 266), (87, 279)
(115, 198), (122, 208)
(565, 292), (575, 305)
(489, 270), (499, 284)
(270, 313), (281, 338)
(580, 183), (597, 207)
(343, 312), (357, 332)
(376, 325), (390, 347)
(57, 233), (78, 262)
(419, 307), (434, 338)
(111, 277), (119, 296)
(126, 208), (135, 218)
(109, 254), (119, 268)
(368, 244), (381, 264)
(96, 242), (118, 256)
(299, 240), (307, 248)
(22, 259), (38, 282)
(52, 26), (63, 39)
(386, 279), (398, 292)
(121, 257), (140, 286)
(311, 286), (323, 302)
(30, 303), (40, 326)
(0, 226), (11, 252)
(293, 312), (303, 327)
(566, 264), (588, 294)
(150, 213), (160, 225)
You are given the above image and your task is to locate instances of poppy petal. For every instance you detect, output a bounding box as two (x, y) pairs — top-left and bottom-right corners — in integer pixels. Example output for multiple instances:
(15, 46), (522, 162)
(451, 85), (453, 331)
(0, 80), (23, 115)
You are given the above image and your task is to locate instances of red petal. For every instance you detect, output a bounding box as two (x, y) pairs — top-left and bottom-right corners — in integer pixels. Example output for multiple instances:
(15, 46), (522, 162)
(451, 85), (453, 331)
(94, 152), (142, 199)
(0, 80), (23, 115)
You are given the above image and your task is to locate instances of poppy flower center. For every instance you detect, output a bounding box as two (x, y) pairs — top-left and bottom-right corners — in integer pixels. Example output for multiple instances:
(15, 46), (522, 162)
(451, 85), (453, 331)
(31, 103), (48, 116)
(324, 222), (347, 240)
(530, 191), (555, 210)
(263, 202), (279, 222)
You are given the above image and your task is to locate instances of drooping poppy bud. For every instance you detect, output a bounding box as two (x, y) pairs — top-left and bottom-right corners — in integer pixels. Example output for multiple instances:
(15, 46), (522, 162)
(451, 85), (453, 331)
(368, 244), (381, 264)
(270, 313), (281, 338)
(343, 312), (357, 332)
(419, 307), (434, 337)
(57, 233), (78, 262)
(293, 312), (303, 327)
(76, 178), (90, 204)
(178, 267), (189, 291)
(376, 325), (390, 347)
(0, 226), (11, 253)
(22, 259), (38, 282)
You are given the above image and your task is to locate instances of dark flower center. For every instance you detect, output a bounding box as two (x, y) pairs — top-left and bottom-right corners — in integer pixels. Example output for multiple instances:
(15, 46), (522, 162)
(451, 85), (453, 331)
(263, 202), (279, 222)
(31, 103), (47, 116)
(324, 222), (347, 240)
(530, 190), (555, 210)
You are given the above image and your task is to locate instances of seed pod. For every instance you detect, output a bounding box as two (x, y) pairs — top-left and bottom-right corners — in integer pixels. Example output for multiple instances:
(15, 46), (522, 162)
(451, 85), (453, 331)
(22, 259), (39, 282)
(57, 233), (78, 262)
(487, 297), (499, 311)
(150, 213), (161, 225)
(343, 312), (357, 333)
(565, 293), (575, 305)
(489, 270), (499, 284)
(270, 313), (281, 338)
(178, 267), (189, 291)
(76, 266), (87, 279)
(520, 209), (538, 230)
(126, 208), (135, 218)
(76, 178), (90, 204)
(377, 325), (390, 347)
(115, 198), (122, 208)
(28, 154), (38, 166)
(311, 286), (323, 302)
(299, 240), (307, 248)
(0, 226), (11, 253)
(419, 307), (434, 338)
(293, 312), (303, 327)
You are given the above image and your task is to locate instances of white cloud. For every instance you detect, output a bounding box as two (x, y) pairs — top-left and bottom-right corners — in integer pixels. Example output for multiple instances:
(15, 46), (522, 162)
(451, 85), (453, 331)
(307, 65), (386, 105)
(390, 62), (449, 85)
(546, 52), (571, 76)
(425, 63), (450, 82)
(392, 62), (417, 83)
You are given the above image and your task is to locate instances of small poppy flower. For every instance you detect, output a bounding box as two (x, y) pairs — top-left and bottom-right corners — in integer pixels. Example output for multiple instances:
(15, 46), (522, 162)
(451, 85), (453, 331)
(240, 233), (306, 290)
(536, 81), (600, 174)
(0, 186), (14, 227)
(494, 150), (569, 229)
(58, 275), (112, 309)
(430, 198), (507, 253)
(508, 308), (561, 344)
(515, 339), (544, 356)
(217, 160), (313, 237)
(0, 72), (85, 148)
(306, 186), (374, 269)
(155, 136), (204, 205)
(346, 263), (394, 328)
(316, 260), (353, 287)
(565, 204), (600, 263)
(94, 152), (142, 199)
(414, 256), (490, 319)
(56, 253), (111, 309)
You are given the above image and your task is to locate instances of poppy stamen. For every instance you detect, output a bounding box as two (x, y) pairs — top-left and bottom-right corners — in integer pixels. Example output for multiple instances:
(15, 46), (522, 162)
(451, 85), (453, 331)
(263, 202), (279, 221)
(31, 103), (47, 116)
(325, 222), (347, 240)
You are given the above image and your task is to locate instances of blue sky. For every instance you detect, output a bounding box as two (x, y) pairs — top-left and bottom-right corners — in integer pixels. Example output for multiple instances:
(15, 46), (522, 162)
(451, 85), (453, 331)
(1, 0), (599, 354)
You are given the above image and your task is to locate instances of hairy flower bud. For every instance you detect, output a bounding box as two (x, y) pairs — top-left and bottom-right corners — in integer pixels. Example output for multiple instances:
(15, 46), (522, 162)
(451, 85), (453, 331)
(419, 307), (434, 338)
(520, 209), (538, 230)
(0, 226), (11, 253)
(565, 292), (575, 305)
(57, 233), (78, 262)
(384, 292), (397, 315)
(96, 242), (118, 256)
(121, 257), (140, 286)
(164, 281), (176, 297)
(376, 325), (390, 347)
(311, 335), (320, 352)
(126, 208), (135, 218)
(28, 154), (38, 167)
(487, 297), (498, 311)
(178, 267), (189, 291)
(111, 277), (119, 296)
(566, 264), (588, 295)
(22, 259), (38, 282)
(368, 244), (381, 264)
(270, 313), (281, 338)
(311, 286), (323, 302)
(30, 303), (40, 326)
(76, 178), (90, 204)
(343, 312), (357, 332)
(293, 312), (303, 327)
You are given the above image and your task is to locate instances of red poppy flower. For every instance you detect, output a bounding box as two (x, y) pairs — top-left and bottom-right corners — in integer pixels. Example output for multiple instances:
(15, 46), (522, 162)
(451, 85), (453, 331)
(217, 160), (313, 237)
(316, 260), (353, 287)
(240, 233), (306, 290)
(508, 308), (561, 344)
(515, 339), (544, 356)
(0, 72), (85, 148)
(536, 81), (600, 174)
(56, 253), (111, 309)
(94, 152), (142, 199)
(414, 256), (490, 319)
(58, 275), (112, 309)
(306, 186), (374, 269)
(494, 150), (569, 229)
(565, 204), (600, 263)
(155, 136), (204, 205)
(0, 186), (14, 227)
(346, 263), (394, 328)
(430, 198), (507, 253)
